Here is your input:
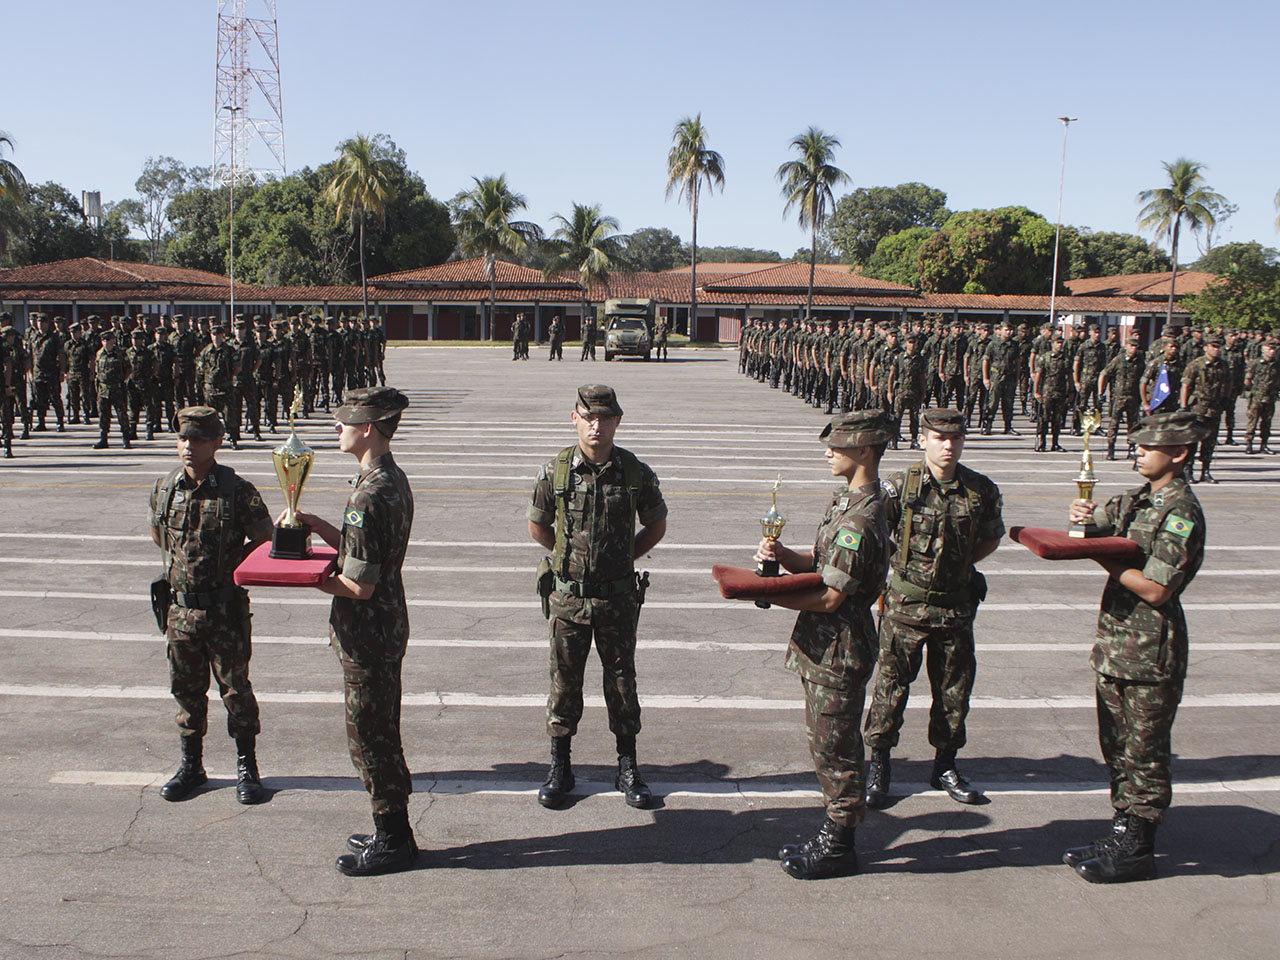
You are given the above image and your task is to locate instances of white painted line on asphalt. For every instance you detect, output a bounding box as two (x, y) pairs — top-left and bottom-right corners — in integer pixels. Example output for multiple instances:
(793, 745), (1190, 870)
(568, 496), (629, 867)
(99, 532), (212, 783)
(43, 770), (1280, 798)
(7, 684), (1280, 709)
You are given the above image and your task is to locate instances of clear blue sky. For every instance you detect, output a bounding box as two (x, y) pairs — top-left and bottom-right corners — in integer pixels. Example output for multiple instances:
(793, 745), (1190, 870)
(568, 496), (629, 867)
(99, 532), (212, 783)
(7, 0), (1278, 261)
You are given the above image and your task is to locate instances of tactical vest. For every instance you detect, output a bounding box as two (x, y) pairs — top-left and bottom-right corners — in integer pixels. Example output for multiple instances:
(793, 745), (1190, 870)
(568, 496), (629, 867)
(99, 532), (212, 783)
(552, 444), (643, 582)
(154, 463), (240, 589)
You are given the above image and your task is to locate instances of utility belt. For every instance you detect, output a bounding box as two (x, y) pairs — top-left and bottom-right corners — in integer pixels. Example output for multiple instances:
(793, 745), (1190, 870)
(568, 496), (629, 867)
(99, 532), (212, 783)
(553, 574), (635, 599)
(890, 572), (983, 607)
(172, 584), (246, 609)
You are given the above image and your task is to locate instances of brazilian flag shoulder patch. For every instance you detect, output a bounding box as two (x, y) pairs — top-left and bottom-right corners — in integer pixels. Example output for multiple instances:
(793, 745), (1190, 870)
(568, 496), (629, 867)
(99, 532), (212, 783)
(1164, 515), (1193, 538)
(344, 507), (364, 528)
(835, 528), (862, 551)
(248, 494), (262, 509)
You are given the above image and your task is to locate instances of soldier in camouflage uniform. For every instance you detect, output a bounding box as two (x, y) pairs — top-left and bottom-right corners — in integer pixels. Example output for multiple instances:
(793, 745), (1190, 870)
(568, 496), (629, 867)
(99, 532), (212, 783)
(291, 316), (314, 411)
(756, 410), (892, 880)
(982, 320), (1021, 435)
(527, 384), (668, 810)
(93, 329), (132, 449)
(1, 325), (16, 457)
(580, 315), (597, 361)
(150, 325), (177, 438)
(1222, 328), (1247, 445)
(294, 386), (417, 877)
(1141, 336), (1183, 415)
(888, 333), (926, 448)
(864, 408), (1004, 808)
(1100, 335), (1146, 461)
(1073, 324), (1108, 416)
(65, 322), (94, 425)
(30, 314), (67, 432)
(232, 319), (262, 442)
(1179, 333), (1229, 483)
(199, 324), (241, 449)
(1065, 409), (1209, 883)
(310, 317), (332, 411)
(149, 406), (273, 805)
(1034, 333), (1071, 452)
(125, 328), (157, 440)
(1244, 337), (1279, 454)
(963, 324), (991, 428)
(548, 314), (565, 361)
(268, 320), (296, 430)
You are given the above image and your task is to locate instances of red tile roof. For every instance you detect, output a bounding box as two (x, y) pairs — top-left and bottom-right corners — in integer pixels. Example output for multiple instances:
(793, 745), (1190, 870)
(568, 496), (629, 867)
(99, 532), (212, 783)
(701, 261), (914, 293)
(665, 261), (788, 275)
(1064, 271), (1215, 299)
(0, 258), (233, 288)
(370, 257), (560, 287)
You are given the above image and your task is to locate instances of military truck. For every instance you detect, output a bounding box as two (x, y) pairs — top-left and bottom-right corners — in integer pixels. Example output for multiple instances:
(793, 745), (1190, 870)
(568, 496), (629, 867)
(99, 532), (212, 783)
(603, 298), (655, 361)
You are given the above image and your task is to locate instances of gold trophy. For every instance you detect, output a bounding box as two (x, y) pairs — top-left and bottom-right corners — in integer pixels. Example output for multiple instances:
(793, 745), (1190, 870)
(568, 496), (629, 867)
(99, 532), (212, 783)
(1069, 408), (1103, 539)
(270, 386), (315, 559)
(756, 476), (788, 609)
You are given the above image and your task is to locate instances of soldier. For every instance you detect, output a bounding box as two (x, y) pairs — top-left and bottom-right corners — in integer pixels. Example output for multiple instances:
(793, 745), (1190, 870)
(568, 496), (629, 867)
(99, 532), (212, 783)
(232, 319), (262, 442)
(963, 323), (990, 427)
(1244, 337), (1279, 454)
(1019, 324), (1039, 414)
(1222, 328), (1247, 445)
(527, 385), (667, 810)
(1, 325), (17, 457)
(982, 320), (1021, 435)
(1178, 325), (1204, 369)
(512, 312), (528, 361)
(369, 316), (387, 386)
(1180, 333), (1230, 483)
(888, 333), (926, 448)
(269, 320), (296, 429)
(30, 314), (68, 432)
(757, 411), (892, 880)
(343, 317), (364, 387)
(150, 325), (178, 437)
(149, 406), (273, 806)
(93, 329), (132, 449)
(328, 316), (346, 402)
(171, 316), (198, 410)
(580, 314), (597, 361)
(199, 324), (241, 449)
(292, 386), (417, 876)
(125, 328), (157, 440)
(291, 316), (313, 413)
(64, 322), (93, 425)
(1065, 410), (1210, 883)
(864, 408), (1004, 808)
(938, 320), (967, 411)
(548, 314), (565, 361)
(1034, 333), (1071, 452)
(1141, 336), (1183, 414)
(1100, 335), (1146, 461)
(1074, 324), (1107, 416)
(310, 317), (332, 411)
(653, 315), (669, 362)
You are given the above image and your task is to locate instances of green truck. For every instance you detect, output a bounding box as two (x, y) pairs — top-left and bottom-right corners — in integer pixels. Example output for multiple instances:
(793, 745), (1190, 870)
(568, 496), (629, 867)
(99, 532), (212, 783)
(603, 298), (655, 361)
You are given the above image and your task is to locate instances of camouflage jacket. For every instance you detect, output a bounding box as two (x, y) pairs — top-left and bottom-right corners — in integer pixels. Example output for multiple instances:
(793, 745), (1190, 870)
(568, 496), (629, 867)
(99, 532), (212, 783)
(31, 331), (65, 381)
(984, 337), (1020, 382)
(95, 344), (130, 388)
(893, 351), (927, 401)
(126, 344), (155, 385)
(150, 340), (177, 385)
(149, 463), (273, 594)
(199, 342), (237, 396)
(329, 452), (415, 663)
(1246, 356), (1280, 403)
(1075, 339), (1107, 378)
(1037, 349), (1071, 399)
(785, 481), (891, 688)
(1141, 355), (1183, 409)
(233, 339), (259, 385)
(1182, 354), (1230, 415)
(1089, 477), (1205, 682)
(1102, 351), (1145, 405)
(881, 462), (1004, 628)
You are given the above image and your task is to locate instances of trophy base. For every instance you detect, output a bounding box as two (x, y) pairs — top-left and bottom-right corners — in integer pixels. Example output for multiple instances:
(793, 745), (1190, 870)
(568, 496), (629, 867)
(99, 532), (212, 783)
(757, 559), (780, 578)
(269, 525), (314, 560)
(1067, 521), (1103, 540)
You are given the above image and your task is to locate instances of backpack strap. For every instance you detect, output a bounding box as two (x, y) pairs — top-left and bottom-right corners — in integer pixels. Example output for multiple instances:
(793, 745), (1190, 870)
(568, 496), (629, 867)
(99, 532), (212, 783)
(894, 462), (924, 570)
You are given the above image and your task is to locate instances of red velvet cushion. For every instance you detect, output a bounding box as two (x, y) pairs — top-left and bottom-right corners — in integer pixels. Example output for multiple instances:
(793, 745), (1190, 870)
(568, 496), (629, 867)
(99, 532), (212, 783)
(234, 541), (338, 587)
(711, 564), (826, 600)
(1008, 526), (1143, 561)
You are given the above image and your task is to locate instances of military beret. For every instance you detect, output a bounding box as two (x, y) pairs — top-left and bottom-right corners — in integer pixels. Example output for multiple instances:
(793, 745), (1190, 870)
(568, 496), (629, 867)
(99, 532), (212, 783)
(921, 408), (967, 436)
(1130, 410), (1213, 446)
(175, 405), (225, 440)
(335, 386), (410, 425)
(820, 410), (894, 448)
(575, 383), (623, 417)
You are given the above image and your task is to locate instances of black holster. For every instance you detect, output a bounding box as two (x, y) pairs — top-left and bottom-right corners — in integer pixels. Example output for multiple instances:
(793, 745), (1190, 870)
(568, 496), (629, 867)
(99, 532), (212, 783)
(150, 577), (172, 633)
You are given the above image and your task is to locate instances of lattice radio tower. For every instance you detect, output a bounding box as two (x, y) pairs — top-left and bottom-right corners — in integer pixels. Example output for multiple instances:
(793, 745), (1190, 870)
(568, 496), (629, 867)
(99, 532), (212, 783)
(213, 0), (285, 185)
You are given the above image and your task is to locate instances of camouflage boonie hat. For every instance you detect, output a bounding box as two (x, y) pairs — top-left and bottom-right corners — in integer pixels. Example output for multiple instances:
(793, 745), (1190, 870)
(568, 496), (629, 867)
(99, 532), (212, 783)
(1130, 410), (1213, 446)
(335, 386), (409, 424)
(175, 406), (225, 440)
(820, 410), (893, 448)
(576, 384), (623, 417)
(921, 408), (967, 436)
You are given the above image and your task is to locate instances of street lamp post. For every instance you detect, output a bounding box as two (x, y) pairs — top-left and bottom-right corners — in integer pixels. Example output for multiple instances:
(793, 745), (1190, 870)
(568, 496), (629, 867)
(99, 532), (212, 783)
(222, 105), (242, 326)
(1048, 116), (1077, 331)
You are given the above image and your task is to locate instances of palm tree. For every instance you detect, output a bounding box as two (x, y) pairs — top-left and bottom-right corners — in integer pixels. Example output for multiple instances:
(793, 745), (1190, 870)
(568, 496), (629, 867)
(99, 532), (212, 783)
(665, 114), (724, 337)
(327, 133), (398, 320)
(777, 126), (849, 321)
(0, 130), (27, 256)
(542, 203), (628, 326)
(452, 174), (542, 340)
(1135, 158), (1227, 326)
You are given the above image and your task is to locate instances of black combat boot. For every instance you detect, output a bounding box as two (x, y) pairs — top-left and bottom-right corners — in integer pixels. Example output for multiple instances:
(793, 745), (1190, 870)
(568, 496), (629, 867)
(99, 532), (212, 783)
(930, 750), (983, 804)
(865, 748), (892, 809)
(160, 735), (207, 802)
(1246, 440), (1256, 455)
(1064, 811), (1128, 867)
(614, 734), (652, 809)
(1076, 814), (1157, 883)
(1106, 439), (1117, 461)
(234, 736), (266, 805)
(3, 439), (12, 458)
(1200, 464), (1217, 484)
(781, 817), (858, 880)
(1262, 442), (1275, 455)
(537, 735), (574, 808)
(336, 809), (417, 876)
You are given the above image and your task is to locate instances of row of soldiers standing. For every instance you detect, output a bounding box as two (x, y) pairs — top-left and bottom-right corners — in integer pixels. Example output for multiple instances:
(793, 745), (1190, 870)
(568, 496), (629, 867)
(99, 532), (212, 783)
(0, 311), (386, 456)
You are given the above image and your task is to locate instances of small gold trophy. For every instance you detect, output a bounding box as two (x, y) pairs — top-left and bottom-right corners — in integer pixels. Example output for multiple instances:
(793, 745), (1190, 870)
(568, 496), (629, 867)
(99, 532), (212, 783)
(756, 476), (788, 609)
(1069, 408), (1103, 539)
(270, 386), (315, 559)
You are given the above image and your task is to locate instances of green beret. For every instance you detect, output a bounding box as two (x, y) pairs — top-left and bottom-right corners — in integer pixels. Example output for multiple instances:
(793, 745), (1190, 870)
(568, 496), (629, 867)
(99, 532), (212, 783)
(820, 411), (893, 448)
(921, 408), (967, 436)
(335, 386), (410, 424)
(1130, 410), (1213, 446)
(175, 405), (225, 440)
(576, 384), (623, 417)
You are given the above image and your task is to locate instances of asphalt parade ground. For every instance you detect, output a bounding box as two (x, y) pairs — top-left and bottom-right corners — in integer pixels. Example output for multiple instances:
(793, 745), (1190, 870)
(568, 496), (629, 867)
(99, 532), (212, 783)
(2, 345), (1279, 960)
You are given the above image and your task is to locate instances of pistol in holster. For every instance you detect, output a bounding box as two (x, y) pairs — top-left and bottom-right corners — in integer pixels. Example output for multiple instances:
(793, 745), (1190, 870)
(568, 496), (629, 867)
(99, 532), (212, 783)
(150, 576), (172, 634)
(634, 570), (650, 625)
(536, 556), (554, 620)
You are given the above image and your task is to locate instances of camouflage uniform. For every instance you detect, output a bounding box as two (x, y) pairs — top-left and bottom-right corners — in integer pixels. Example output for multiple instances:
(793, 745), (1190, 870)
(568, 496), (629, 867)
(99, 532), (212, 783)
(330, 450), (416, 815)
(580, 317), (597, 361)
(1181, 344), (1230, 475)
(1035, 341), (1072, 451)
(1101, 340), (1146, 458)
(1, 329), (16, 455)
(30, 324), (67, 431)
(126, 331), (157, 440)
(1244, 344), (1279, 451)
(982, 332), (1020, 434)
(199, 336), (240, 446)
(548, 316), (565, 361)
(150, 460), (273, 740)
(65, 327), (95, 424)
(94, 335), (132, 447)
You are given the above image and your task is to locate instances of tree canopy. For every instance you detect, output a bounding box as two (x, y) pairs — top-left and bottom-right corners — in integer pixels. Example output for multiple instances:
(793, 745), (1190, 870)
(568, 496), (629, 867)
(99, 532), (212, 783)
(824, 182), (949, 264)
(915, 206), (1058, 295)
(1067, 229), (1171, 278)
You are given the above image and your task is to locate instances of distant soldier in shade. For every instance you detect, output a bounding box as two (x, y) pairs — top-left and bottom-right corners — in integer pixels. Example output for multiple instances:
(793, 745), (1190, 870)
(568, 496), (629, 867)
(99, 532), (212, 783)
(30, 314), (68, 433)
(580, 315), (597, 361)
(1244, 337), (1279, 454)
(93, 329), (132, 449)
(548, 314), (565, 361)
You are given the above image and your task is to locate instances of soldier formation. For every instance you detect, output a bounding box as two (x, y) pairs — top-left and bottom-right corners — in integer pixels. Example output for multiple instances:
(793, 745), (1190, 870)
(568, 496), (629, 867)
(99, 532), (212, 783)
(0, 310), (387, 456)
(734, 314), (1279, 475)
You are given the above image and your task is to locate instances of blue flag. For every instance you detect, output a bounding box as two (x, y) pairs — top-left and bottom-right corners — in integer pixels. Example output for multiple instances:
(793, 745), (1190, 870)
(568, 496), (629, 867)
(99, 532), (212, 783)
(1149, 363), (1172, 411)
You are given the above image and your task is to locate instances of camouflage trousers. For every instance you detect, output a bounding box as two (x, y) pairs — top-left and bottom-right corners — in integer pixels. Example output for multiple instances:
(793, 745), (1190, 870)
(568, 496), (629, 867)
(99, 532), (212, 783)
(32, 378), (65, 427)
(864, 618), (976, 753)
(1197, 410), (1222, 467)
(1246, 399), (1275, 444)
(802, 675), (870, 828)
(940, 374), (965, 411)
(546, 592), (641, 738)
(337, 652), (412, 815)
(96, 386), (131, 442)
(166, 594), (259, 739)
(1107, 398), (1142, 442)
(1096, 672), (1182, 823)
(984, 378), (1015, 428)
